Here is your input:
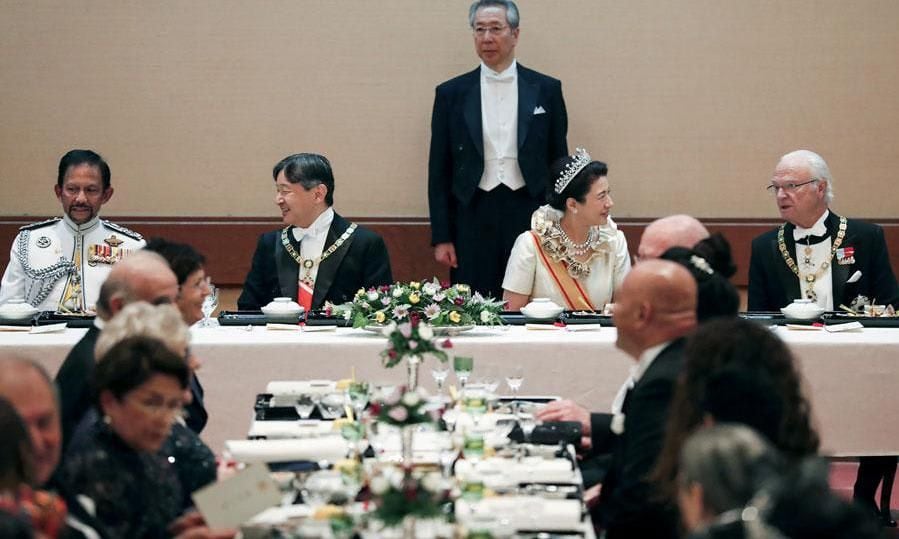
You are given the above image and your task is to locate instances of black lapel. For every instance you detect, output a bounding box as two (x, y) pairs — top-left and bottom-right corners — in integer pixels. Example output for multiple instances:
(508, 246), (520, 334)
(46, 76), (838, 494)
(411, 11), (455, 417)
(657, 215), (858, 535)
(312, 213), (356, 308)
(463, 70), (484, 157)
(828, 212), (850, 305)
(274, 229), (299, 300)
(517, 65), (539, 149)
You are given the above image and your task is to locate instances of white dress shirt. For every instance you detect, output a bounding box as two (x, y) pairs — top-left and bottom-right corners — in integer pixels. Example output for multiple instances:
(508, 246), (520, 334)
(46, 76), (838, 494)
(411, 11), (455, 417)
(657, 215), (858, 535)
(479, 60), (525, 192)
(291, 207), (334, 285)
(609, 341), (670, 434)
(793, 210), (833, 309)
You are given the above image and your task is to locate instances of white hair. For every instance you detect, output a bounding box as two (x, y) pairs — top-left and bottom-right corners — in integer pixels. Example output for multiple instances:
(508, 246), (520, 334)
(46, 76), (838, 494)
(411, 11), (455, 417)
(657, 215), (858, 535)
(94, 302), (189, 360)
(778, 150), (834, 205)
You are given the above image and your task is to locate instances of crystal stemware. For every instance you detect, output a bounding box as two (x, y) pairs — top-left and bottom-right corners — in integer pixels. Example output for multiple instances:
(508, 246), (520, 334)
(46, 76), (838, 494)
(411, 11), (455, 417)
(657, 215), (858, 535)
(453, 355), (474, 389)
(505, 364), (524, 396)
(294, 394), (317, 419)
(200, 284), (218, 327)
(431, 363), (449, 394)
(347, 381), (369, 419)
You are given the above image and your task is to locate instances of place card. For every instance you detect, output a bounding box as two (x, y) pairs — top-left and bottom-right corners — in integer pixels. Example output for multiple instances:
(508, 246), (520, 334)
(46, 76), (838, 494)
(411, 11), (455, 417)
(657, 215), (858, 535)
(192, 463), (281, 529)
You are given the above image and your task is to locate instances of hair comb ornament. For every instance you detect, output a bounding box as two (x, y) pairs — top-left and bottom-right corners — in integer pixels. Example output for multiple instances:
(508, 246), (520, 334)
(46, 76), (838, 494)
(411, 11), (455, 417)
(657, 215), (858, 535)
(554, 147), (591, 194)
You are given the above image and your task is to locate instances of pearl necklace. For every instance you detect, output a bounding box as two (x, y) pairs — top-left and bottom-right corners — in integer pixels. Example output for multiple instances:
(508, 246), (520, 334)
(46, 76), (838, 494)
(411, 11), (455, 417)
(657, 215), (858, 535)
(557, 225), (601, 257)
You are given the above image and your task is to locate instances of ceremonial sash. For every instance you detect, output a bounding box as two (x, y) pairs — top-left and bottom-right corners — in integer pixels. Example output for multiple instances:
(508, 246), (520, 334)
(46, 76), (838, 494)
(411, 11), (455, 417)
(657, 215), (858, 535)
(531, 232), (595, 311)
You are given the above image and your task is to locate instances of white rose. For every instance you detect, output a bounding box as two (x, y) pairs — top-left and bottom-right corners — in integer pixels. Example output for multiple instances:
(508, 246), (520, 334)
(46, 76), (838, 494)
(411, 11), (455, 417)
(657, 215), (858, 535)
(367, 291), (379, 301)
(418, 324), (434, 340)
(480, 310), (491, 323)
(402, 391), (421, 407)
(422, 472), (442, 493)
(381, 321), (397, 337)
(369, 475), (390, 495)
(392, 287), (404, 298)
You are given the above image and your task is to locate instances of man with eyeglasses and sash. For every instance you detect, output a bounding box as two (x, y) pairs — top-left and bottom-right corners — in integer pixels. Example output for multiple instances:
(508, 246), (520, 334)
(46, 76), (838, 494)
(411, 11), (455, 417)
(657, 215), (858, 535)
(748, 149), (899, 527)
(0, 149), (145, 314)
(428, 0), (568, 299)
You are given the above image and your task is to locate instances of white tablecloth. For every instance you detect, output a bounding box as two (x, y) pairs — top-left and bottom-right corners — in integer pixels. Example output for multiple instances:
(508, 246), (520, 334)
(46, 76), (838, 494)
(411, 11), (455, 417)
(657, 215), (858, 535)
(3, 324), (897, 456)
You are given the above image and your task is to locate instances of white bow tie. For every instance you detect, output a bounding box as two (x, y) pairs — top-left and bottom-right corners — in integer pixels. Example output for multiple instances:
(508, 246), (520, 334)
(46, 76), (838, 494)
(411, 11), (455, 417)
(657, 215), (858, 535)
(485, 71), (514, 83)
(292, 227), (311, 242)
(793, 221), (828, 241)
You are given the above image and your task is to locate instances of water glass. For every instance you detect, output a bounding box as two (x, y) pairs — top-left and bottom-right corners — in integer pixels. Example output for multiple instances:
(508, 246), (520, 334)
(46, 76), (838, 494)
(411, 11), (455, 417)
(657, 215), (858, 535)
(347, 381), (369, 418)
(431, 363), (449, 393)
(505, 364), (524, 395)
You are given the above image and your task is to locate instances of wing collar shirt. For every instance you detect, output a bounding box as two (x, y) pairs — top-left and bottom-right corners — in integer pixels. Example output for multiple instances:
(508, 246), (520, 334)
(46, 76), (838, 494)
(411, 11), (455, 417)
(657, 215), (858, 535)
(291, 207), (334, 284)
(479, 60), (525, 192)
(792, 209), (833, 309)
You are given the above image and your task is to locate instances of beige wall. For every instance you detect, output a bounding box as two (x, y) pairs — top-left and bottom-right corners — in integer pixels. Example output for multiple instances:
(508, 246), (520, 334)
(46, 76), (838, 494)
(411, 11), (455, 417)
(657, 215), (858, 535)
(2, 0), (898, 219)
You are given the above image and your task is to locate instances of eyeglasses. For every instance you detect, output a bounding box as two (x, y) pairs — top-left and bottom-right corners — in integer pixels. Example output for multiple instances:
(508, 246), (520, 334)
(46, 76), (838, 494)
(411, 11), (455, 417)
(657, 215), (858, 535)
(766, 179), (818, 195)
(126, 394), (185, 419)
(473, 25), (509, 37)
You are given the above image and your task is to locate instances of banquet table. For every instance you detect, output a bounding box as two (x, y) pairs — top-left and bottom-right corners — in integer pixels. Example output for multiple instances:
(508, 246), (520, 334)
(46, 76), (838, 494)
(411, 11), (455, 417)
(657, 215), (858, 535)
(2, 324), (897, 456)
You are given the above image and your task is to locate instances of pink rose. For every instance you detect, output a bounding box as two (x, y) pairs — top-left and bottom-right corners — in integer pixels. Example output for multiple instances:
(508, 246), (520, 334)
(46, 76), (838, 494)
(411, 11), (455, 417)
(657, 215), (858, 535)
(388, 406), (409, 422)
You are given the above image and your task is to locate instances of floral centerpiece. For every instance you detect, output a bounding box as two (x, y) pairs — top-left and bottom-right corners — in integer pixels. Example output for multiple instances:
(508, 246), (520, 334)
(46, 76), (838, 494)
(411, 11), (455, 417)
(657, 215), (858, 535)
(370, 386), (435, 427)
(338, 279), (504, 328)
(369, 387), (437, 465)
(369, 467), (450, 529)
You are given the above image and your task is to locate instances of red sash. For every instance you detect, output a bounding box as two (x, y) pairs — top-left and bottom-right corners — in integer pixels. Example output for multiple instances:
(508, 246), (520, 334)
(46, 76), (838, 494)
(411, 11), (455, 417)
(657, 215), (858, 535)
(531, 232), (596, 311)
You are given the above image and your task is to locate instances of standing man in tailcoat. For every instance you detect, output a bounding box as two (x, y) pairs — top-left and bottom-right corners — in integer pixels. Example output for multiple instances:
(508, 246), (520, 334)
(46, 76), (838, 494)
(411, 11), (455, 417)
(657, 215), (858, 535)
(428, 0), (568, 299)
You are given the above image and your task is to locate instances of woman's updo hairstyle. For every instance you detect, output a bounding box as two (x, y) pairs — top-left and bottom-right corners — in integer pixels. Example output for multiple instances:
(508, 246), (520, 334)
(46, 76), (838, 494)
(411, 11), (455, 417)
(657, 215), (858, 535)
(548, 151), (608, 211)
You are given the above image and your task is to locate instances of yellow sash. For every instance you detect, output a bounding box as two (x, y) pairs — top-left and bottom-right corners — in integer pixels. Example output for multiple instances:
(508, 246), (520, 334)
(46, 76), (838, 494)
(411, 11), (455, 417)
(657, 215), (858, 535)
(531, 232), (596, 311)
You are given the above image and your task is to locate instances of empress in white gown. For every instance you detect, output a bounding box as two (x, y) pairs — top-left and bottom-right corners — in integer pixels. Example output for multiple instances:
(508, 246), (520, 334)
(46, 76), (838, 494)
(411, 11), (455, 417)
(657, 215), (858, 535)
(501, 206), (631, 310)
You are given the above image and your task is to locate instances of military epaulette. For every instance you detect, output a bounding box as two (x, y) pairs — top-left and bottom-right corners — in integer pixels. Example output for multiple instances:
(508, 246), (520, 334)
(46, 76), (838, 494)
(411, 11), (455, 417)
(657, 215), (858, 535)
(18, 217), (61, 231)
(101, 220), (144, 241)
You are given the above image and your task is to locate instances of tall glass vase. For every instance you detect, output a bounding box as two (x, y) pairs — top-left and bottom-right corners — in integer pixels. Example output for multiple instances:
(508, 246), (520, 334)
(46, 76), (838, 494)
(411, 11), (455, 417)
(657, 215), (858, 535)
(405, 355), (421, 391)
(401, 425), (415, 466)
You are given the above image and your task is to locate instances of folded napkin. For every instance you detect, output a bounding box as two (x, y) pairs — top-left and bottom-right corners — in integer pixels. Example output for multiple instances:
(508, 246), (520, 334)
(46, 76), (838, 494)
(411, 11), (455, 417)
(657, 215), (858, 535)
(266, 380), (336, 396)
(225, 436), (347, 464)
(455, 456), (575, 485)
(247, 420), (334, 439)
(456, 496), (583, 531)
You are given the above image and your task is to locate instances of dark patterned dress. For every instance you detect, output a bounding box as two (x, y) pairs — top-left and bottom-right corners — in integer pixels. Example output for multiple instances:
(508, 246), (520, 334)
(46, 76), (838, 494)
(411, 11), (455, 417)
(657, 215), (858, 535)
(59, 420), (182, 539)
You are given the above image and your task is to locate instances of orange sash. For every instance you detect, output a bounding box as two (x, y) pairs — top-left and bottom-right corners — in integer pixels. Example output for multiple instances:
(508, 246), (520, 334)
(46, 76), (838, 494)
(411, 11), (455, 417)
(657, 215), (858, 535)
(530, 232), (596, 311)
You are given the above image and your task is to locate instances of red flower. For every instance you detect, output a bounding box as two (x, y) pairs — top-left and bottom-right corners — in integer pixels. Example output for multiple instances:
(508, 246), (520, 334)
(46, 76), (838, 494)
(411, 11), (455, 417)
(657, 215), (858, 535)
(440, 280), (450, 289)
(441, 338), (453, 349)
(387, 349), (397, 359)
(454, 297), (464, 305)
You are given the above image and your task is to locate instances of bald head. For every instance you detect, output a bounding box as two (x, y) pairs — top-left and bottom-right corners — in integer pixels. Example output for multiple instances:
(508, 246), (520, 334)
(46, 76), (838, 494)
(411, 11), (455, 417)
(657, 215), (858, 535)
(96, 250), (179, 320)
(0, 356), (61, 485)
(613, 259), (698, 358)
(637, 215), (709, 261)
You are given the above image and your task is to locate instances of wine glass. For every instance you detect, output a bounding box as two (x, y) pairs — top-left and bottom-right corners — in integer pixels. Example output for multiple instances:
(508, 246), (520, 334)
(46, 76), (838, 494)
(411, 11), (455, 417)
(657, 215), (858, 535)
(347, 382), (369, 420)
(505, 364), (524, 396)
(200, 284), (218, 327)
(318, 392), (347, 420)
(294, 394), (317, 419)
(453, 355), (474, 389)
(431, 363), (449, 395)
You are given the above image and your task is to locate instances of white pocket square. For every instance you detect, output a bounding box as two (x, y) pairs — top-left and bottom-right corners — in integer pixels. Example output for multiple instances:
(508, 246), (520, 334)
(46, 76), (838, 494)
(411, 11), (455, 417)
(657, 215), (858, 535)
(533, 106), (546, 115)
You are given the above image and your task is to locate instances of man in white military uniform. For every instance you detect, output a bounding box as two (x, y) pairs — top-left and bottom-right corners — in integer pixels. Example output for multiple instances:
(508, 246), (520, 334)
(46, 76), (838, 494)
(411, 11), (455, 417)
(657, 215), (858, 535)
(0, 149), (145, 313)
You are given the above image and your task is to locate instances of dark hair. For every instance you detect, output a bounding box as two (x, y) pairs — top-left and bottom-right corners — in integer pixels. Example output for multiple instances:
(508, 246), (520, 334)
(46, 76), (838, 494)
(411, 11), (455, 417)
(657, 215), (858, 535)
(468, 0), (520, 28)
(0, 397), (35, 490)
(693, 233), (737, 278)
(653, 318), (819, 501)
(660, 245), (739, 322)
(57, 149), (110, 189)
(273, 153), (335, 206)
(143, 238), (206, 285)
(548, 157), (608, 211)
(765, 458), (882, 539)
(94, 336), (189, 401)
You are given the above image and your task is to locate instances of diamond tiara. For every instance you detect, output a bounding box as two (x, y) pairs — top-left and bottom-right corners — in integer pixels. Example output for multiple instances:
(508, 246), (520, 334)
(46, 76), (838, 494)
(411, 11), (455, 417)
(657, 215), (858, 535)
(553, 148), (592, 194)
